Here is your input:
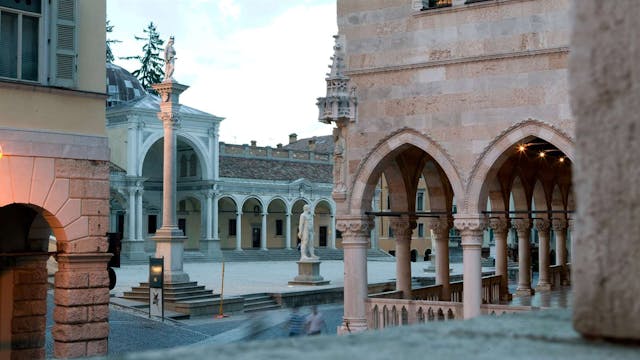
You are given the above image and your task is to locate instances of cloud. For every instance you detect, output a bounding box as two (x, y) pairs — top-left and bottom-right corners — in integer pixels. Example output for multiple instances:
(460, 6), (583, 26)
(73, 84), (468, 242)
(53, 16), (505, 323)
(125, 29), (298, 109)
(218, 0), (241, 20)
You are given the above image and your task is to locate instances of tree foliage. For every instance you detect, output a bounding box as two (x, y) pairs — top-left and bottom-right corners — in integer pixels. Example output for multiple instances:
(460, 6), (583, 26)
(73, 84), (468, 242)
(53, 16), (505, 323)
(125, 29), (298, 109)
(121, 22), (165, 89)
(106, 19), (121, 63)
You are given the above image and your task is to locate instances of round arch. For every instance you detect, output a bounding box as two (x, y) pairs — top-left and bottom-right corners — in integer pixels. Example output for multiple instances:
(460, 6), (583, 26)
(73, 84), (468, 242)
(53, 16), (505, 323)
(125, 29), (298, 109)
(349, 128), (464, 215)
(266, 196), (290, 214)
(466, 119), (575, 214)
(240, 195), (266, 213)
(138, 132), (211, 178)
(311, 198), (335, 215)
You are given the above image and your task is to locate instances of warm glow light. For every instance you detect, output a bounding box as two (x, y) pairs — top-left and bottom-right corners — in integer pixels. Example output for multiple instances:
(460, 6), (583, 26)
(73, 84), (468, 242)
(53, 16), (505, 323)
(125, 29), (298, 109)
(559, 157), (565, 163)
(539, 151), (545, 158)
(0, 144), (3, 160)
(150, 265), (163, 274)
(518, 144), (526, 152)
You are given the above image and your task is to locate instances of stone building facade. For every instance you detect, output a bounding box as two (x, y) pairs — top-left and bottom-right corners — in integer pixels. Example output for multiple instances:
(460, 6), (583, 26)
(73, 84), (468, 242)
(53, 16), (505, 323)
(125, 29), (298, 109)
(105, 67), (337, 262)
(318, 0), (574, 333)
(0, 1), (110, 358)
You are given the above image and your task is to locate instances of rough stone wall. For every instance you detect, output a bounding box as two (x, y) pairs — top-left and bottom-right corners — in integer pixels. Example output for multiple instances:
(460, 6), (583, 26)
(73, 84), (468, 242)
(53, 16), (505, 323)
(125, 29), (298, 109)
(570, 0), (640, 341)
(337, 0), (573, 212)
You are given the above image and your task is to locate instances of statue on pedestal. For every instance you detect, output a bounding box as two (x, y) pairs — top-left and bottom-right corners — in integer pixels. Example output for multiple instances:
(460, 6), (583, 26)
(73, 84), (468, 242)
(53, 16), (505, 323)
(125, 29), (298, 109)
(164, 36), (177, 81)
(298, 205), (318, 261)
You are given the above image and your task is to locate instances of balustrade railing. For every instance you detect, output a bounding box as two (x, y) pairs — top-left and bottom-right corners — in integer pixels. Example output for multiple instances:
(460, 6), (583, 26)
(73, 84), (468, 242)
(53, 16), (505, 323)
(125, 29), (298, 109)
(366, 298), (463, 330)
(481, 275), (502, 304)
(481, 304), (538, 316)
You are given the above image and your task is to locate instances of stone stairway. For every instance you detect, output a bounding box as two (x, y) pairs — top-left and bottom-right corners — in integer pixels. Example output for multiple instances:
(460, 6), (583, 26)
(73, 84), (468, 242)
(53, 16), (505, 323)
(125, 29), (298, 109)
(243, 293), (281, 313)
(120, 281), (244, 317)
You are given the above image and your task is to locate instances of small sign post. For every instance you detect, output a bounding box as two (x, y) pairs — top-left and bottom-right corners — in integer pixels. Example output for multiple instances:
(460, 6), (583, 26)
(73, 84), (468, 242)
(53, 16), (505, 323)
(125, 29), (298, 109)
(149, 257), (164, 321)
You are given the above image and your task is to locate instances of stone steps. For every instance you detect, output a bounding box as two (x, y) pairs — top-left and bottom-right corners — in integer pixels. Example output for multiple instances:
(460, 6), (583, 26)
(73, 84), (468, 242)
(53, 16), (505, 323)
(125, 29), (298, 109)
(243, 293), (281, 313)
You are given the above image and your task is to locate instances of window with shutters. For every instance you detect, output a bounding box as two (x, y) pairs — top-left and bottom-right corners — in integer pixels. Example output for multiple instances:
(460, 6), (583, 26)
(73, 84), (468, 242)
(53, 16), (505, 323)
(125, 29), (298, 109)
(0, 0), (76, 87)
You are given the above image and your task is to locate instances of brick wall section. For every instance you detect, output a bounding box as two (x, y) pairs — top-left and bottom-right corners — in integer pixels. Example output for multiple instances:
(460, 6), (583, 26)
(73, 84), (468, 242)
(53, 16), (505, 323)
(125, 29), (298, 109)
(10, 256), (48, 360)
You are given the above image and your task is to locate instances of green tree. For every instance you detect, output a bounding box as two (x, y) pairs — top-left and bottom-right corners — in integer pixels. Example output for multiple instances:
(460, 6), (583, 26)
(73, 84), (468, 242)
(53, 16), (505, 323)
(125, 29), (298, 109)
(121, 22), (165, 89)
(106, 20), (121, 63)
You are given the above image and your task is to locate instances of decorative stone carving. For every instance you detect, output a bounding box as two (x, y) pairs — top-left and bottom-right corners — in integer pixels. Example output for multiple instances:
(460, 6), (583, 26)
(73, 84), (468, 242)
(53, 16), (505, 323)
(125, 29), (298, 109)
(389, 217), (417, 239)
(551, 218), (568, 231)
(512, 218), (532, 234)
(533, 218), (551, 232)
(159, 112), (181, 129)
(336, 217), (374, 239)
(298, 205), (318, 261)
(426, 217), (451, 238)
(454, 216), (486, 247)
(164, 36), (176, 81)
(317, 35), (358, 125)
(332, 126), (347, 193)
(488, 217), (510, 233)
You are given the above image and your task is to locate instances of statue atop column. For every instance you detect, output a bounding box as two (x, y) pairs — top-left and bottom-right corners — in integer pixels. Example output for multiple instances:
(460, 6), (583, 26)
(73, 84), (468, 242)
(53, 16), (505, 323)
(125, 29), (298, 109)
(164, 36), (177, 81)
(298, 205), (318, 261)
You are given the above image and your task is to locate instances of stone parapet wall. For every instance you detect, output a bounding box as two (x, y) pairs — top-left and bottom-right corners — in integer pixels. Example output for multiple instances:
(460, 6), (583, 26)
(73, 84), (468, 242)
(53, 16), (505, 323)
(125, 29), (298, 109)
(219, 143), (332, 164)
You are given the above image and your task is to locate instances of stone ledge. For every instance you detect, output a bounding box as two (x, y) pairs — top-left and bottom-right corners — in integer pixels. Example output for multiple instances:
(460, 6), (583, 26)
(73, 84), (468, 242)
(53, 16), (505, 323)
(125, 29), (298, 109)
(118, 310), (640, 360)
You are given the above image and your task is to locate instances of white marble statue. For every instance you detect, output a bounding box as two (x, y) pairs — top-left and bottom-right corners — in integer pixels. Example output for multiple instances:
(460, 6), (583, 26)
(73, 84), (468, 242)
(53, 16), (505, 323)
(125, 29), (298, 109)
(298, 205), (318, 261)
(164, 36), (176, 81)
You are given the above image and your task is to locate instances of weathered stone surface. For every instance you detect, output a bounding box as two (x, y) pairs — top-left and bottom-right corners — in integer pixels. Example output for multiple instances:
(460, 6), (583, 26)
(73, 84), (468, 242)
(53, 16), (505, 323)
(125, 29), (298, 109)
(52, 322), (109, 342)
(570, 0), (640, 341)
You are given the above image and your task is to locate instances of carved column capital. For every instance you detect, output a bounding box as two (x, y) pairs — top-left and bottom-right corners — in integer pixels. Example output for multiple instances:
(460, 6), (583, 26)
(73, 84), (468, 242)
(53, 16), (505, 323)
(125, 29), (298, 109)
(512, 218), (532, 234)
(454, 216), (485, 234)
(567, 219), (575, 232)
(336, 216), (374, 246)
(533, 218), (551, 233)
(159, 112), (181, 129)
(488, 217), (510, 233)
(425, 216), (451, 238)
(552, 218), (568, 231)
(389, 216), (417, 239)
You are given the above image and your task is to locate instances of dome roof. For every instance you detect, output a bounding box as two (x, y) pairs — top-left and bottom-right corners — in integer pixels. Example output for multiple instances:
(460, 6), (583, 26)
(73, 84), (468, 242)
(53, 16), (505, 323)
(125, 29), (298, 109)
(106, 63), (147, 107)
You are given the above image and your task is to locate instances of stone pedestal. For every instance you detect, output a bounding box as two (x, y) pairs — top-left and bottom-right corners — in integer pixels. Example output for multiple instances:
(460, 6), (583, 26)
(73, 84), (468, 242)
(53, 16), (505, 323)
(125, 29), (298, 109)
(289, 260), (329, 286)
(154, 227), (189, 283)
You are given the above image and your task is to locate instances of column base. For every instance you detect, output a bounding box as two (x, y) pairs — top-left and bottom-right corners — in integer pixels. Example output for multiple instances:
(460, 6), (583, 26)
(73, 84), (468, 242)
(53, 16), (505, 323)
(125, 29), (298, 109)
(153, 227), (190, 284)
(337, 317), (367, 335)
(515, 287), (535, 296)
(199, 238), (223, 260)
(288, 260), (330, 286)
(536, 282), (552, 291)
(121, 240), (148, 262)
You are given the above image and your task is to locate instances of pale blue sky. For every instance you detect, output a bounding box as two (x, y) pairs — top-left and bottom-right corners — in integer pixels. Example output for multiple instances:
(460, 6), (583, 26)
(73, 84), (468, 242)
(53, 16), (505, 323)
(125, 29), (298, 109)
(107, 0), (337, 145)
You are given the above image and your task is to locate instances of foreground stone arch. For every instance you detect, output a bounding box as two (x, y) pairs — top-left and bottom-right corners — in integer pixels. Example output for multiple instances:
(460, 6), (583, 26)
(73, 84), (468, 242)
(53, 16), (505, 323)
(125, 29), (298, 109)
(348, 128), (465, 215)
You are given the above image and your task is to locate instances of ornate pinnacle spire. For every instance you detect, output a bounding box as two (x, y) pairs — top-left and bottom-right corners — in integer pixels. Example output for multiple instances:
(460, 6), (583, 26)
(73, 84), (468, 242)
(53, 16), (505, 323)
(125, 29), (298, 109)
(317, 35), (357, 125)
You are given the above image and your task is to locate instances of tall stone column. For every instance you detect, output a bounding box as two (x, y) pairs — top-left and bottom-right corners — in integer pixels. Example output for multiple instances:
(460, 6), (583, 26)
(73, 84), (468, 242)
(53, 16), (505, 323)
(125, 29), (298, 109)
(427, 217), (451, 300)
(235, 211), (243, 251)
(285, 211), (292, 250)
(151, 80), (190, 284)
(199, 190), (221, 258)
(389, 216), (416, 299)
(454, 216), (485, 319)
(534, 218), (552, 291)
(261, 211), (268, 250)
(136, 188), (144, 241)
(513, 218), (533, 296)
(552, 218), (568, 285)
(212, 193), (219, 241)
(205, 191), (213, 240)
(330, 215), (337, 249)
(127, 187), (136, 241)
(337, 217), (372, 335)
(489, 217), (511, 300)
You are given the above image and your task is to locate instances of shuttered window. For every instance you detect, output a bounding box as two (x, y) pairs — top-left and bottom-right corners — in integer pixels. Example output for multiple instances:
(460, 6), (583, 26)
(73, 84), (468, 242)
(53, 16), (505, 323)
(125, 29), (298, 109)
(51, 0), (76, 87)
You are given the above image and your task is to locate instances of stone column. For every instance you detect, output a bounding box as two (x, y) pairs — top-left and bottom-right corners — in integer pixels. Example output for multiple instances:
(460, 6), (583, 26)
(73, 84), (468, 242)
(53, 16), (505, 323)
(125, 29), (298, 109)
(199, 190), (221, 258)
(552, 218), (568, 285)
(567, 219), (574, 264)
(285, 212), (292, 250)
(534, 218), (552, 291)
(513, 218), (533, 296)
(389, 216), (416, 299)
(127, 187), (136, 241)
(427, 217), (451, 300)
(330, 215), (337, 249)
(212, 194), (219, 241)
(235, 211), (243, 251)
(151, 81), (190, 284)
(489, 217), (511, 301)
(261, 211), (268, 250)
(337, 217), (372, 335)
(136, 188), (144, 241)
(53, 253), (111, 358)
(126, 120), (137, 175)
(205, 191), (213, 240)
(454, 216), (485, 319)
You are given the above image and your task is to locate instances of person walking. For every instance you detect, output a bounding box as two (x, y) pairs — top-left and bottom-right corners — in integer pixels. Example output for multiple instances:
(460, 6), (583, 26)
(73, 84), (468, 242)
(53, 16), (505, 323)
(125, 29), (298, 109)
(305, 305), (326, 336)
(287, 307), (305, 337)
